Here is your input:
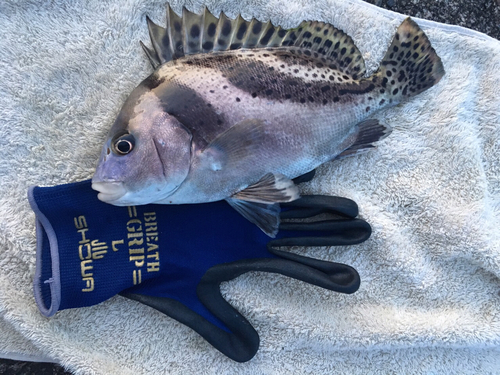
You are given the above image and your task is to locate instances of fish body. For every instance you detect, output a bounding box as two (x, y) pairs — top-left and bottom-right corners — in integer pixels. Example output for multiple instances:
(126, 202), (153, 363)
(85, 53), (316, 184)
(92, 6), (444, 236)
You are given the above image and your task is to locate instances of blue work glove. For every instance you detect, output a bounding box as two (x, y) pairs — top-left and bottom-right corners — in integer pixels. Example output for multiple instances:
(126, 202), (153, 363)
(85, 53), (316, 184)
(28, 177), (370, 362)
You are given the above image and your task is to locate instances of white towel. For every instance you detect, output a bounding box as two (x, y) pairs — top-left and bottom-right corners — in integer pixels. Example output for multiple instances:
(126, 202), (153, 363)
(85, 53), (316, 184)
(1, 0), (499, 373)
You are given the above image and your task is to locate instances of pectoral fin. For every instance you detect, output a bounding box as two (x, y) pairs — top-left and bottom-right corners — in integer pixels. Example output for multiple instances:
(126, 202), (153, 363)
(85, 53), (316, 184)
(226, 199), (281, 238)
(226, 173), (300, 237)
(197, 119), (266, 171)
(232, 173), (299, 204)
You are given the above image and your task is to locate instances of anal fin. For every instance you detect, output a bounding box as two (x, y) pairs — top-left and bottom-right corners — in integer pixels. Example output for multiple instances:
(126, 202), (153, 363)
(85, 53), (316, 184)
(336, 119), (392, 159)
(226, 199), (280, 238)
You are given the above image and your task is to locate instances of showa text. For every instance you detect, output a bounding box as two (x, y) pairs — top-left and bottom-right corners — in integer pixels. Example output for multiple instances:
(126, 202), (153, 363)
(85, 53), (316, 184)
(74, 207), (160, 292)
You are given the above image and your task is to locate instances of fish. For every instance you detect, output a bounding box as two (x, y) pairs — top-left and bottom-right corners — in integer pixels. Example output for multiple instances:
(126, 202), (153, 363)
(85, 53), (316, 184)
(92, 5), (445, 237)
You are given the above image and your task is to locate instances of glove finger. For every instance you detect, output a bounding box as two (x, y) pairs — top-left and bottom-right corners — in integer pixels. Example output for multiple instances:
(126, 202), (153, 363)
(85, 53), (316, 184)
(268, 247), (360, 292)
(121, 292), (259, 363)
(280, 195), (358, 219)
(273, 218), (372, 247)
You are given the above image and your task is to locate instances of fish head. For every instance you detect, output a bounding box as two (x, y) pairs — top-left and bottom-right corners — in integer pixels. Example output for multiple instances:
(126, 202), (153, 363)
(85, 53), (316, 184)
(92, 81), (192, 206)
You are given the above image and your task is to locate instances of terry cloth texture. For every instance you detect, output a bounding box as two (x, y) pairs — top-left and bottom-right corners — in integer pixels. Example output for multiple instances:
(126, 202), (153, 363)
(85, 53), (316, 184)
(1, 0), (499, 373)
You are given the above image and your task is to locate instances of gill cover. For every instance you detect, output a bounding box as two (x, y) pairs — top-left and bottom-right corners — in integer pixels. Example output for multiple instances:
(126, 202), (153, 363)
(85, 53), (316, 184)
(93, 80), (193, 205)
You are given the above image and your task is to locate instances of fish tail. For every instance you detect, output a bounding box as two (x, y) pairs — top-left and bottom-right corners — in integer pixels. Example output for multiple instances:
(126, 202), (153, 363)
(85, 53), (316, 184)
(374, 18), (444, 101)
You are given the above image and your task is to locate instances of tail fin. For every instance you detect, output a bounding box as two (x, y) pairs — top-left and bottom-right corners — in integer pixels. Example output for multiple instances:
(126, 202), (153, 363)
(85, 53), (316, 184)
(375, 18), (445, 101)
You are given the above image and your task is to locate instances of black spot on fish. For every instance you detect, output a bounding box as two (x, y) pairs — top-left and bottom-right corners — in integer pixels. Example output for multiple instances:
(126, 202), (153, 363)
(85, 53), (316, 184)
(217, 39), (226, 46)
(366, 106), (370, 112)
(324, 40), (333, 48)
(313, 36), (322, 44)
(329, 75), (334, 81)
(308, 96), (314, 102)
(401, 41), (411, 48)
(321, 85), (331, 92)
(251, 92), (257, 98)
(190, 25), (200, 38)
(260, 27), (274, 45)
(265, 89), (273, 96)
(162, 33), (170, 48)
(333, 96), (340, 102)
(338, 83), (375, 96)
(393, 88), (399, 95)
(222, 21), (232, 36)
(207, 23), (216, 37)
(412, 52), (419, 59)
(300, 98), (306, 103)
(395, 33), (400, 40)
(237, 23), (247, 40)
(230, 43), (242, 50)
(340, 47), (347, 55)
(386, 70), (392, 77)
(174, 21), (181, 32)
(252, 21), (262, 34)
(304, 50), (311, 56)
(278, 29), (287, 38)
(382, 60), (398, 66)
(379, 99), (385, 105)
(381, 77), (388, 88)
(393, 45), (399, 52)
(303, 31), (312, 38)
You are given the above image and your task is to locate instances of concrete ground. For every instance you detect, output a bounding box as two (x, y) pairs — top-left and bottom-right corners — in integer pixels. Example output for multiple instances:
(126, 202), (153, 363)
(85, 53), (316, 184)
(1, 0), (498, 373)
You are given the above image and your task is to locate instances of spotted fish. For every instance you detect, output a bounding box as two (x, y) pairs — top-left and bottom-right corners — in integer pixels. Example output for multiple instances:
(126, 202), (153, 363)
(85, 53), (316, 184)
(92, 6), (444, 236)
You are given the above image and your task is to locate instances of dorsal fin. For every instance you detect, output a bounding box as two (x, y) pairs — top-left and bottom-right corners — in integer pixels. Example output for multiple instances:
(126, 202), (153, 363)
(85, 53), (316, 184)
(143, 6), (366, 78)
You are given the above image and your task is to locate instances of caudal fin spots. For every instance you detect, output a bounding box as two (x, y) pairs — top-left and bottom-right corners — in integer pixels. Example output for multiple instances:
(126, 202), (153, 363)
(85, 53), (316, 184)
(376, 17), (444, 101)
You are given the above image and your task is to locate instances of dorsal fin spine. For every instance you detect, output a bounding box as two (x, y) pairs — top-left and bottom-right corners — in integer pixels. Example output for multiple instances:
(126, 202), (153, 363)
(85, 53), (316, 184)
(142, 6), (367, 78)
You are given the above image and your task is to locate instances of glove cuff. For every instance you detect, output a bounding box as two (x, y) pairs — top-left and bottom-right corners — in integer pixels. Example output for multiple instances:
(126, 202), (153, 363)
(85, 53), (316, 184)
(28, 181), (162, 316)
(29, 187), (62, 317)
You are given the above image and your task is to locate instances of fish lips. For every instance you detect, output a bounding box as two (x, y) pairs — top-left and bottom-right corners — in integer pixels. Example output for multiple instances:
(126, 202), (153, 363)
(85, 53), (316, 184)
(91, 181), (127, 204)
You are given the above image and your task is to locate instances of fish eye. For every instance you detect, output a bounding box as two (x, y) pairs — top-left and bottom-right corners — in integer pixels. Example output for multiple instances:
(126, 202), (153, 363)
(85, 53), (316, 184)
(112, 133), (135, 155)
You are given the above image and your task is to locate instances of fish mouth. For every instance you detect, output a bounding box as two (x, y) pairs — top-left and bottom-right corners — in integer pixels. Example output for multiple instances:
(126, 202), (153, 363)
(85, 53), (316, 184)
(91, 181), (127, 203)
